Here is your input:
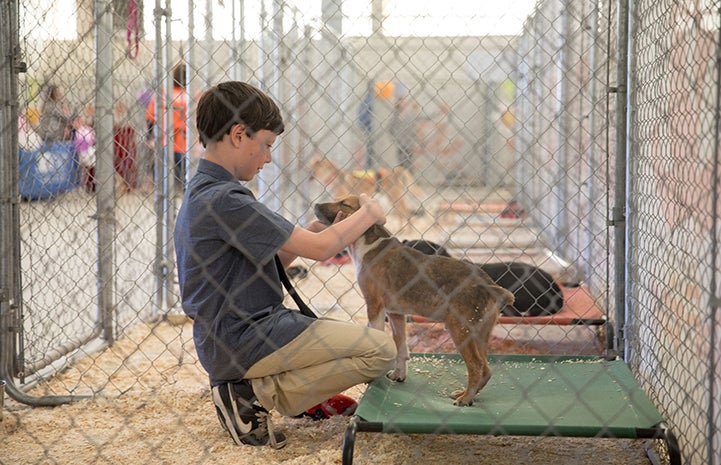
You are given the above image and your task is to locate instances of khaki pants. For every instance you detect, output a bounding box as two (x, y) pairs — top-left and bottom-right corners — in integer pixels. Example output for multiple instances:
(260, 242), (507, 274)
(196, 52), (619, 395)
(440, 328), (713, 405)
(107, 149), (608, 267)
(245, 318), (396, 417)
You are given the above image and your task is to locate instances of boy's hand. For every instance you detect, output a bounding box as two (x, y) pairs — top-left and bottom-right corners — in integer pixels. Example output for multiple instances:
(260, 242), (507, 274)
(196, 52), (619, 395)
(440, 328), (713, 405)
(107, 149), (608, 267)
(306, 211), (346, 232)
(305, 220), (329, 233)
(358, 193), (386, 225)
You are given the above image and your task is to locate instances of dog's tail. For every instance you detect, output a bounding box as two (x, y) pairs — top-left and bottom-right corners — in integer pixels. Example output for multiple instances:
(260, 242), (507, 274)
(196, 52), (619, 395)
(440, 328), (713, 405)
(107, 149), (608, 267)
(493, 285), (516, 307)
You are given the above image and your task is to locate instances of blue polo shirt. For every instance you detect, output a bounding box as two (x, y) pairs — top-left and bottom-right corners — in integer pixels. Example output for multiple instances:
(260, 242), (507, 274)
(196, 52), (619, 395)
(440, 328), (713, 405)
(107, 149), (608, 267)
(174, 159), (313, 384)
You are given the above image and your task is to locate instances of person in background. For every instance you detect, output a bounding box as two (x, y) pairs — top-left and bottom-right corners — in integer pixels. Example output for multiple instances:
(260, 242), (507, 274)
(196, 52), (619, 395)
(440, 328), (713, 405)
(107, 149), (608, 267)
(357, 83), (376, 170)
(37, 84), (73, 142)
(174, 81), (395, 449)
(389, 94), (419, 173)
(146, 63), (188, 193)
(72, 108), (97, 192)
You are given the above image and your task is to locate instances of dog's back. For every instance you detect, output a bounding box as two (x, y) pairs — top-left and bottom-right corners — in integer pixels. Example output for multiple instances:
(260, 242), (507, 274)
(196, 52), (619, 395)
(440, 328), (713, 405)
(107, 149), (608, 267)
(402, 239), (564, 317)
(361, 236), (514, 321)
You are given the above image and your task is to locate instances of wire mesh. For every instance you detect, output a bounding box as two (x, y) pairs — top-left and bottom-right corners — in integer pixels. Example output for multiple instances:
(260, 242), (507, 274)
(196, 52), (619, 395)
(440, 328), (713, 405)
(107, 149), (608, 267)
(0, 0), (716, 464)
(625, 2), (721, 465)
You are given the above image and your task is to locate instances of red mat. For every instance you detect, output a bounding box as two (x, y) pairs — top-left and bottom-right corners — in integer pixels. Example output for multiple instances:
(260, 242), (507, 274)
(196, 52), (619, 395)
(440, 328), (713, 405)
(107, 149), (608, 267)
(436, 200), (508, 214)
(498, 284), (606, 326)
(411, 285), (606, 326)
(435, 200), (527, 219)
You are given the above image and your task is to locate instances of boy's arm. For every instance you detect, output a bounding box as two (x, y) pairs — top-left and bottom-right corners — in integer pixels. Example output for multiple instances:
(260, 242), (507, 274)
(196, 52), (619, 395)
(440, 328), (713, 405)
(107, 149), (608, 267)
(275, 219), (327, 267)
(279, 194), (385, 263)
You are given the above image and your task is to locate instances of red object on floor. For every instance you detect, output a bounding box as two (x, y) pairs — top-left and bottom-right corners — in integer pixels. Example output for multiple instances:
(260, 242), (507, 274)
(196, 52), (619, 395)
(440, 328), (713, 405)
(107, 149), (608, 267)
(436, 200), (507, 214)
(321, 250), (352, 266)
(500, 200), (527, 219)
(302, 394), (358, 420)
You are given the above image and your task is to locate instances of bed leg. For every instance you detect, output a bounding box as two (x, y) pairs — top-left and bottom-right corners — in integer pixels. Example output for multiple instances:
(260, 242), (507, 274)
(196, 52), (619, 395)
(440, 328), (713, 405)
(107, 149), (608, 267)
(342, 416), (360, 465)
(645, 423), (681, 465)
(662, 424), (681, 465)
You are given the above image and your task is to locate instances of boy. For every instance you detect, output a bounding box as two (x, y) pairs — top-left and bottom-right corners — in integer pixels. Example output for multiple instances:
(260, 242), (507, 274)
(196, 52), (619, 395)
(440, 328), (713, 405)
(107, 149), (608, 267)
(174, 81), (396, 449)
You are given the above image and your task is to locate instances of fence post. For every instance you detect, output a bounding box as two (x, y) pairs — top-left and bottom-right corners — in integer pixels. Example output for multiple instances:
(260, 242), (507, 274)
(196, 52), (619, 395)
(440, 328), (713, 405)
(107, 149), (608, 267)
(612, 0), (629, 359)
(151, 0), (174, 317)
(95, 0), (116, 343)
(0, 0), (85, 406)
(0, 0), (22, 395)
(708, 7), (721, 463)
(162, 0), (178, 314)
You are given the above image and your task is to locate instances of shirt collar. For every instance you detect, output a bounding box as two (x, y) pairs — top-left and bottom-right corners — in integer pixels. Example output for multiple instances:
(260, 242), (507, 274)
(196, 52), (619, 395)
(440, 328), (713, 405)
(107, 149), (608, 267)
(195, 159), (255, 198)
(196, 158), (235, 182)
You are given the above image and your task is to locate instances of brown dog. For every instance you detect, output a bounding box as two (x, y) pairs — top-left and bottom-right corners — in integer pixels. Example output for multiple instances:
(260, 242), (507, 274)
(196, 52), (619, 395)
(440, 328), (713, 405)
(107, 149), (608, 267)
(309, 157), (424, 219)
(314, 195), (515, 406)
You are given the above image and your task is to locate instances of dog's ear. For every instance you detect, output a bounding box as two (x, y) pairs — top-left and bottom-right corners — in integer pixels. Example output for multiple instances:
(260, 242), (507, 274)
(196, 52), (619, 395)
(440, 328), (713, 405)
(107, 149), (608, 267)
(339, 194), (362, 211)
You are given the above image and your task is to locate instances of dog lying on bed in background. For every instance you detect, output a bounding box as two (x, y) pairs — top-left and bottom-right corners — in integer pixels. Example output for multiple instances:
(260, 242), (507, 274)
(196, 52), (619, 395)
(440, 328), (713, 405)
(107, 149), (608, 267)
(314, 195), (514, 406)
(309, 156), (424, 219)
(402, 239), (564, 317)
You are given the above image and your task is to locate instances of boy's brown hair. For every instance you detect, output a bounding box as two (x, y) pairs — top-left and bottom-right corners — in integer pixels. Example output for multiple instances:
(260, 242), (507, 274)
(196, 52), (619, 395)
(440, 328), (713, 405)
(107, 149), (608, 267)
(196, 81), (284, 148)
(172, 63), (187, 88)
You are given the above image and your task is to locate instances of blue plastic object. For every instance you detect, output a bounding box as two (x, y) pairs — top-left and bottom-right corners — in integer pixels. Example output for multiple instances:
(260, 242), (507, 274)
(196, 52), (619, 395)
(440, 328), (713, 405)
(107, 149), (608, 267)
(19, 142), (80, 200)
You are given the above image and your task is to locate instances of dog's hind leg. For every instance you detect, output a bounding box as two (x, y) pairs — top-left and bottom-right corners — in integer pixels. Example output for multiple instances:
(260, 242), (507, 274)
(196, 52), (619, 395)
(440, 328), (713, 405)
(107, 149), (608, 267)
(446, 309), (489, 407)
(472, 310), (497, 393)
(387, 312), (409, 381)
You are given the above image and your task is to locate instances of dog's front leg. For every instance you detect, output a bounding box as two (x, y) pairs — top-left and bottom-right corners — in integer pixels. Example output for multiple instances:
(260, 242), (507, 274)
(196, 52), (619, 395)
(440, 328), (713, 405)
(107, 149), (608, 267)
(366, 306), (386, 331)
(387, 312), (409, 381)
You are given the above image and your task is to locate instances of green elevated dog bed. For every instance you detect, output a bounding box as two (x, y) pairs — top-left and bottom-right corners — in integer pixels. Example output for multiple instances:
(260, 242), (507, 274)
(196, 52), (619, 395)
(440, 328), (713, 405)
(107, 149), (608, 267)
(342, 354), (680, 465)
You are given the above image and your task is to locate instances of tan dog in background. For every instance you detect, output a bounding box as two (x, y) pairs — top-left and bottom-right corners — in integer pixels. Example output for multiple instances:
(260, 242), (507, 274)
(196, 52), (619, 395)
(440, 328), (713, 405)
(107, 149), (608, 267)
(314, 195), (515, 406)
(309, 157), (424, 219)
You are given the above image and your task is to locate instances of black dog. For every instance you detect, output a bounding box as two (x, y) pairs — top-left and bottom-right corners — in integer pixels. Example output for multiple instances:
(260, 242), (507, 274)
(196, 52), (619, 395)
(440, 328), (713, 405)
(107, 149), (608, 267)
(402, 239), (564, 317)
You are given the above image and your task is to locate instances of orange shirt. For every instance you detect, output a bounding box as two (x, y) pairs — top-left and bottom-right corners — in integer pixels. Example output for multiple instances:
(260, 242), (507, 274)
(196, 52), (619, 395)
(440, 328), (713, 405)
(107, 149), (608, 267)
(146, 87), (188, 154)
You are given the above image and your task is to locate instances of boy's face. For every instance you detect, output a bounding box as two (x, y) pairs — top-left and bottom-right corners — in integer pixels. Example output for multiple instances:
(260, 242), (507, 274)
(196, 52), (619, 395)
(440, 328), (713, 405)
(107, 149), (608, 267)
(235, 127), (277, 181)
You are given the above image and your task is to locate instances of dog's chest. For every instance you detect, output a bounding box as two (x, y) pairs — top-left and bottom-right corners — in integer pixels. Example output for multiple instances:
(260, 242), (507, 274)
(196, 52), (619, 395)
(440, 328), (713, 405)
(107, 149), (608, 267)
(348, 236), (393, 280)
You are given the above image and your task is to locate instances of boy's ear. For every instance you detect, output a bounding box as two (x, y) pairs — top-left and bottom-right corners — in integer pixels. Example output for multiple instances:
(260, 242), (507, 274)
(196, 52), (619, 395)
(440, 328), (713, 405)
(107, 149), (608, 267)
(231, 123), (245, 135)
(230, 123), (246, 144)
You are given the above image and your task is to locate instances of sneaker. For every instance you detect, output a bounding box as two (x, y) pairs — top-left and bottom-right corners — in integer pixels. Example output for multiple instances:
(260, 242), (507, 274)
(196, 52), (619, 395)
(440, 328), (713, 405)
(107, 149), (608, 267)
(211, 381), (287, 449)
(286, 265), (308, 280)
(299, 393), (358, 421)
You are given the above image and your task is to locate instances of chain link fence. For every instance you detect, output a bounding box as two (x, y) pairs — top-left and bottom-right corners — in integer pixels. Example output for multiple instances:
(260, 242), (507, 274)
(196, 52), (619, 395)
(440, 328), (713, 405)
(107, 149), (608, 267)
(625, 2), (721, 465)
(0, 0), (718, 464)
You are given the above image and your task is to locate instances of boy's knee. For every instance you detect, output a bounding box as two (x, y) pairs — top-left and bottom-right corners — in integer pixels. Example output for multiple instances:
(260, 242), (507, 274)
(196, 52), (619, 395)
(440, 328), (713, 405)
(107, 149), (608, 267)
(379, 332), (396, 361)
(368, 330), (396, 376)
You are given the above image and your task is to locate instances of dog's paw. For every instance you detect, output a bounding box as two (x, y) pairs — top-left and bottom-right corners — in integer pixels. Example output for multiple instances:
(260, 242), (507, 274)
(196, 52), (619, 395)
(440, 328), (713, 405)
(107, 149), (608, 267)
(450, 388), (474, 407)
(387, 369), (407, 382)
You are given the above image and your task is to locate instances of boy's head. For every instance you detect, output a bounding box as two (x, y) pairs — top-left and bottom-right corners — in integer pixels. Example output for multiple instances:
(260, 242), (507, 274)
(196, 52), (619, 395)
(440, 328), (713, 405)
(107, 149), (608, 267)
(196, 81), (284, 148)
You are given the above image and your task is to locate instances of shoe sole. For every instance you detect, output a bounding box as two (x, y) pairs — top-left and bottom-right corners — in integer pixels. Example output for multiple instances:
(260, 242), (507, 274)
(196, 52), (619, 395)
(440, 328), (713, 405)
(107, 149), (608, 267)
(212, 384), (245, 446)
(212, 383), (287, 449)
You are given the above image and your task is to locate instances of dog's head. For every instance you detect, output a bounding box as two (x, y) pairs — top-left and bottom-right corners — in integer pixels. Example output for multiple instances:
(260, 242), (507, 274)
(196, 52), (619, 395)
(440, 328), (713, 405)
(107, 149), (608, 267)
(314, 195), (361, 225)
(308, 157), (337, 182)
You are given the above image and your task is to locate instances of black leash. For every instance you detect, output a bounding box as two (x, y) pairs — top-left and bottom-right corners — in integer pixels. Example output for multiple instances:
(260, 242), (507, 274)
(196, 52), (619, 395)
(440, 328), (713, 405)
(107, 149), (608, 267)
(275, 255), (318, 319)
